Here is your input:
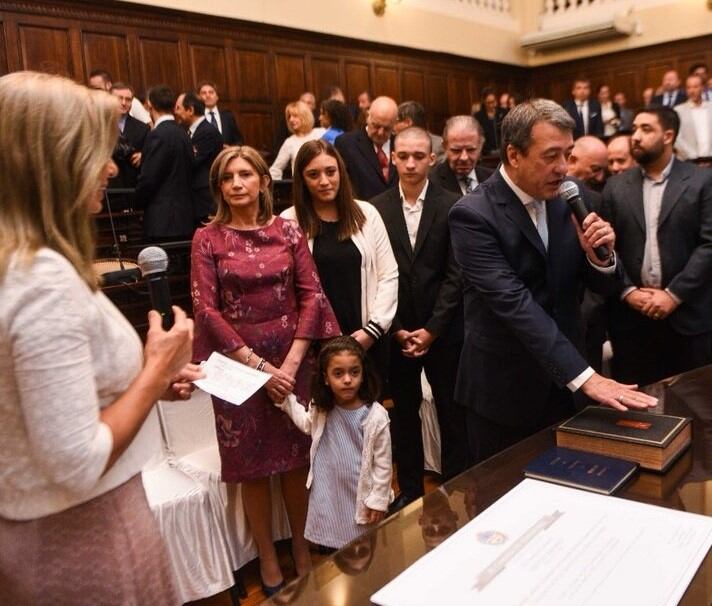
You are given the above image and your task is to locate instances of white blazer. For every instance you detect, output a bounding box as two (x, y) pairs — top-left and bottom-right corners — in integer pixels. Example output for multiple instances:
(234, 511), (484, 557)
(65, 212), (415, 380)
(281, 200), (398, 337)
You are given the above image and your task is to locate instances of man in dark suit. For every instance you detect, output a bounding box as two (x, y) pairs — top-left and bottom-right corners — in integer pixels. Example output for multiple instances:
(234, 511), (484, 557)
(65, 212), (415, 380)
(449, 100), (657, 464)
(562, 78), (604, 139)
(430, 115), (493, 196)
(651, 70), (687, 108)
(135, 85), (194, 241)
(175, 91), (224, 226)
(600, 106), (712, 386)
(335, 95), (399, 199)
(109, 82), (149, 192)
(371, 127), (468, 508)
(197, 80), (244, 145)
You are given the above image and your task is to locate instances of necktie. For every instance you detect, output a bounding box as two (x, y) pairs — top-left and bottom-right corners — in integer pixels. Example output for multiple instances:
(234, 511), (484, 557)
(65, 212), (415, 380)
(208, 110), (216, 126)
(527, 200), (548, 251)
(460, 176), (475, 194)
(376, 145), (389, 182)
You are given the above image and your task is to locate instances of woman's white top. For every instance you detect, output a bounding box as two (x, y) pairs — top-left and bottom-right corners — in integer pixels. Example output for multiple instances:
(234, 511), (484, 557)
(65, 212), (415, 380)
(281, 200), (398, 334)
(0, 249), (159, 520)
(269, 128), (326, 180)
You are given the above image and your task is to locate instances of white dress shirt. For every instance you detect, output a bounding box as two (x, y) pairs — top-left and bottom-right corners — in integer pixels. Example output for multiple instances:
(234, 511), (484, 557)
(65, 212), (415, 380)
(206, 106), (222, 134)
(188, 115), (205, 139)
(576, 100), (590, 135)
(398, 180), (428, 249)
(458, 169), (479, 195)
(153, 114), (174, 128)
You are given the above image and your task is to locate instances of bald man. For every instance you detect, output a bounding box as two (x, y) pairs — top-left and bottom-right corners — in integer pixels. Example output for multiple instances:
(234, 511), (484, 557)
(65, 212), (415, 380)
(566, 135), (608, 192)
(607, 134), (636, 176)
(335, 95), (399, 198)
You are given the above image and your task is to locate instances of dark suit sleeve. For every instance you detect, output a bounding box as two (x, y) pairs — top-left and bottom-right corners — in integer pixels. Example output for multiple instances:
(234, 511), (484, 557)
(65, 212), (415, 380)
(666, 172), (712, 301)
(425, 239), (461, 337)
(599, 181), (636, 295)
(193, 128), (224, 168)
(135, 133), (171, 207)
(449, 202), (589, 386)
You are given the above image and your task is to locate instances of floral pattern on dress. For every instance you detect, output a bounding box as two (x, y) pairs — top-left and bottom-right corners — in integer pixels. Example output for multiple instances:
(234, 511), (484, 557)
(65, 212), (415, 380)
(190, 218), (340, 482)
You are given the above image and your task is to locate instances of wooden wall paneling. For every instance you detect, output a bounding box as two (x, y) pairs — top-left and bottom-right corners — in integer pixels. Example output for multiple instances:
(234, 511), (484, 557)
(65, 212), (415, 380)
(425, 73), (449, 132)
(373, 64), (399, 100)
(238, 110), (274, 154)
(1, 16), (21, 74)
(311, 56), (341, 100)
(0, 22), (8, 75)
(82, 31), (130, 84)
(610, 67), (640, 106)
(234, 48), (271, 103)
(187, 41), (229, 94)
(18, 23), (73, 77)
(447, 74), (472, 117)
(344, 61), (370, 100)
(274, 53), (306, 102)
(401, 68), (425, 103)
(138, 36), (183, 93)
(643, 60), (675, 92)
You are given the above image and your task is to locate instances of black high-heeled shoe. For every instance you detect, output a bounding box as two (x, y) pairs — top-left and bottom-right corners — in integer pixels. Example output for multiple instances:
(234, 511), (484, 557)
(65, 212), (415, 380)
(261, 579), (286, 597)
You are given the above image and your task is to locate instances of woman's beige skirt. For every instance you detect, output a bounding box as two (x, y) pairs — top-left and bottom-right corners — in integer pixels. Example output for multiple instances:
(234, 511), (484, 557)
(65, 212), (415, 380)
(0, 474), (179, 605)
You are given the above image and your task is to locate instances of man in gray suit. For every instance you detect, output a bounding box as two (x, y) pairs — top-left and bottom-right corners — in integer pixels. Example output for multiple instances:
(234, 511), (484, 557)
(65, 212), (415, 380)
(600, 106), (712, 386)
(674, 74), (712, 161)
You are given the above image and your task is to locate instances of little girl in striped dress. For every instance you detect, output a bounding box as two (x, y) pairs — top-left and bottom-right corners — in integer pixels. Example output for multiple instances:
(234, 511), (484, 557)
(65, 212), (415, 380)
(276, 335), (393, 549)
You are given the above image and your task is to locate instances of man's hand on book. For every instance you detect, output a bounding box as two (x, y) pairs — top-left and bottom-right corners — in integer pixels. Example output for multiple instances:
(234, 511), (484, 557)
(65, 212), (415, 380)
(580, 373), (659, 411)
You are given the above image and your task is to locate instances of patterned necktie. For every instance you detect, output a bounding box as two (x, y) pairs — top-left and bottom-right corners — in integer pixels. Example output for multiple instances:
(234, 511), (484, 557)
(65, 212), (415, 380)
(528, 200), (548, 251)
(460, 176), (475, 194)
(376, 145), (389, 182)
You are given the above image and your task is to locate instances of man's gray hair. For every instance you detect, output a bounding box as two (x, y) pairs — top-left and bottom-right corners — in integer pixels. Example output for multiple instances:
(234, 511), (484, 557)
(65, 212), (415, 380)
(442, 115), (484, 145)
(500, 99), (574, 164)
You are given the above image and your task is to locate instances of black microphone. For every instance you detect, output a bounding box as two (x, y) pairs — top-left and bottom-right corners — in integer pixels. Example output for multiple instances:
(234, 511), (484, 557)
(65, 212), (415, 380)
(137, 246), (174, 330)
(559, 181), (610, 262)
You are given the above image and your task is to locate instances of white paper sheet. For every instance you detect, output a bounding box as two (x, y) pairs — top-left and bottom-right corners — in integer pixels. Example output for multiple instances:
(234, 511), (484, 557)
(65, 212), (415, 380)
(372, 479), (712, 606)
(192, 352), (270, 406)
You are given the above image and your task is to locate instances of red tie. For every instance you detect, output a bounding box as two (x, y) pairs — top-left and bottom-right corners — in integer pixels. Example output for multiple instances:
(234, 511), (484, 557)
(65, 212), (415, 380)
(376, 145), (389, 182)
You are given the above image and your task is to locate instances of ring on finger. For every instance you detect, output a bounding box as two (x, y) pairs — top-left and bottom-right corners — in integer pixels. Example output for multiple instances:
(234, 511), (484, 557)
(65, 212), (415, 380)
(617, 394), (625, 403)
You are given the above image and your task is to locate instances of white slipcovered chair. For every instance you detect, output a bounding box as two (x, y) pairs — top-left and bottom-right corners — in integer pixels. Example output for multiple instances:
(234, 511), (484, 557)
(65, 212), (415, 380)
(157, 390), (292, 571)
(139, 410), (235, 604)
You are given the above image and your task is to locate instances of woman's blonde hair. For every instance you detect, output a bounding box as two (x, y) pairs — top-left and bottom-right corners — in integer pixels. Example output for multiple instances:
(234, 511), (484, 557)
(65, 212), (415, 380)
(0, 71), (118, 290)
(209, 146), (274, 226)
(285, 100), (314, 134)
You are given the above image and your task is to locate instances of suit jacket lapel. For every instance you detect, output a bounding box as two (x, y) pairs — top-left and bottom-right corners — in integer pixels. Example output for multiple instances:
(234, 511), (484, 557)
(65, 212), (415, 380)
(496, 175), (547, 259)
(625, 169), (646, 235)
(356, 129), (386, 184)
(412, 188), (437, 258)
(659, 160), (689, 227)
(385, 190), (413, 260)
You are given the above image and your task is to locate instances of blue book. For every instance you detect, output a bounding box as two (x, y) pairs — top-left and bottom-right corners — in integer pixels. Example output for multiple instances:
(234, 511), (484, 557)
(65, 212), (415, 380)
(524, 447), (638, 495)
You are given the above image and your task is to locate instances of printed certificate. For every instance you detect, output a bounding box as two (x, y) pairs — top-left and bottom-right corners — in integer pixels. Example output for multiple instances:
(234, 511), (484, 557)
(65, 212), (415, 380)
(372, 479), (712, 606)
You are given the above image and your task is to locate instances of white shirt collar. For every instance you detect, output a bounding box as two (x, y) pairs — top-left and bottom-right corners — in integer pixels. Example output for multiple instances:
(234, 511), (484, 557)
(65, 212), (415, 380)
(641, 155), (674, 184)
(154, 114), (174, 128)
(398, 180), (429, 207)
(499, 165), (537, 206)
(189, 115), (205, 137)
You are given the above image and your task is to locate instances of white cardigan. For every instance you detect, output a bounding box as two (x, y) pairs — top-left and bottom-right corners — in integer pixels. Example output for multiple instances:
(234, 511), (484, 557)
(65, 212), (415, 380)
(0, 249), (159, 520)
(281, 200), (398, 337)
(277, 395), (393, 523)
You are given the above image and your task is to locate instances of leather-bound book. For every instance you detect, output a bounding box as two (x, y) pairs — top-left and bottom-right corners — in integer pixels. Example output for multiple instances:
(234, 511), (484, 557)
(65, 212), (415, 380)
(556, 406), (691, 472)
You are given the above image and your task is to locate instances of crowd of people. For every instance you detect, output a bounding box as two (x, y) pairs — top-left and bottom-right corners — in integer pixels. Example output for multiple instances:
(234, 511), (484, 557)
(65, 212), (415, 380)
(1, 60), (711, 603)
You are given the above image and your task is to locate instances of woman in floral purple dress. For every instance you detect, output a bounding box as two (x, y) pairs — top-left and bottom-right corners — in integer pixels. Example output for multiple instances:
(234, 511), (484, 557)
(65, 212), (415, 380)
(191, 146), (339, 593)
